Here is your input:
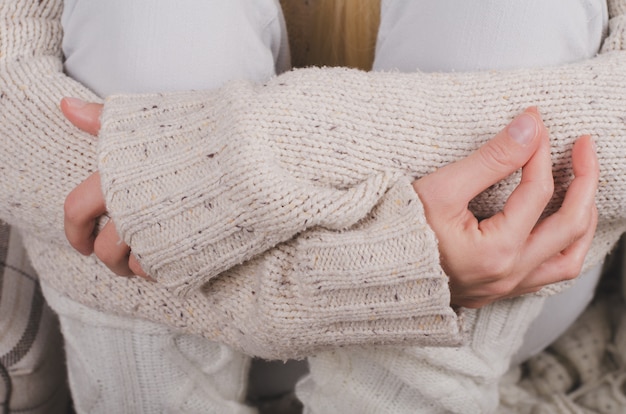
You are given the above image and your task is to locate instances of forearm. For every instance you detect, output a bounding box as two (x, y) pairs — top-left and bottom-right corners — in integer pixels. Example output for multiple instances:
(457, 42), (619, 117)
(0, 0), (99, 242)
(99, 47), (626, 294)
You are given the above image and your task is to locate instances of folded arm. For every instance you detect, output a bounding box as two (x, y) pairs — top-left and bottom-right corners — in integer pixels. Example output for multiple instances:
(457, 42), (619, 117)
(97, 44), (626, 297)
(0, 0), (99, 242)
(4, 0), (623, 358)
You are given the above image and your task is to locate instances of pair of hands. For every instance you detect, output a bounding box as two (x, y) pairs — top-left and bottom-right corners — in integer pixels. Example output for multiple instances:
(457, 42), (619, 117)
(62, 99), (598, 309)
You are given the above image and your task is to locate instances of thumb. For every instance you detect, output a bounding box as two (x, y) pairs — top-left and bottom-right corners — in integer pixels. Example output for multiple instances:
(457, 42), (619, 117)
(415, 108), (545, 211)
(60, 97), (103, 136)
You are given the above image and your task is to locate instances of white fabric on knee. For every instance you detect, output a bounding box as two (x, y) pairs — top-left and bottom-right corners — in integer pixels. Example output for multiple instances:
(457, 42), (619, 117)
(298, 297), (545, 414)
(42, 284), (254, 414)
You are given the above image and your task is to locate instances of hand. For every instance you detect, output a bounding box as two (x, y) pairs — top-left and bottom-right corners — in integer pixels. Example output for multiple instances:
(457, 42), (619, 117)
(61, 97), (150, 279)
(413, 108), (599, 308)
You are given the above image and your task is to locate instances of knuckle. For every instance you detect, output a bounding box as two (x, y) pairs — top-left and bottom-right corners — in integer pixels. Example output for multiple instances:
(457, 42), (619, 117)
(568, 220), (590, 243)
(567, 207), (596, 238)
(477, 140), (515, 174)
(561, 269), (580, 282)
(560, 260), (583, 281)
(63, 192), (83, 223)
(536, 178), (555, 203)
(480, 253), (515, 281)
(94, 240), (117, 265)
(486, 279), (517, 297)
(574, 211), (593, 233)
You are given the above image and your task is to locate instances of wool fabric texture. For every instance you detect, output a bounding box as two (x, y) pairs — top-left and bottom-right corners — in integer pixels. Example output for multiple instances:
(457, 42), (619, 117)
(1, 0), (626, 363)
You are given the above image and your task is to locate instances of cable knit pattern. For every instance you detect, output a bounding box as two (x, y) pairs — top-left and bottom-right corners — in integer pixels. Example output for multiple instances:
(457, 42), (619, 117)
(0, 0), (626, 362)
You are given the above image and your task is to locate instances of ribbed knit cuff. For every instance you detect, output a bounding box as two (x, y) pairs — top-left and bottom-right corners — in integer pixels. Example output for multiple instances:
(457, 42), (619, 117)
(291, 179), (459, 328)
(231, 178), (464, 357)
(99, 89), (399, 296)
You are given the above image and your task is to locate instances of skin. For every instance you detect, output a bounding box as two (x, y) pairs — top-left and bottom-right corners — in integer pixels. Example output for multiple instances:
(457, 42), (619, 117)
(61, 98), (598, 308)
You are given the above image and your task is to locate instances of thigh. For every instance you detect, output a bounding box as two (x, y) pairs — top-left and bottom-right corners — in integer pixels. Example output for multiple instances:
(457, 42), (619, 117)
(374, 0), (608, 72)
(63, 0), (290, 96)
(299, 297), (546, 414)
(42, 284), (254, 414)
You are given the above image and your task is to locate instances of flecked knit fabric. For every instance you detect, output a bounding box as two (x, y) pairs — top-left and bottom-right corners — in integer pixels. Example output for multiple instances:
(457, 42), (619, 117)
(98, 3), (626, 296)
(1, 0), (626, 362)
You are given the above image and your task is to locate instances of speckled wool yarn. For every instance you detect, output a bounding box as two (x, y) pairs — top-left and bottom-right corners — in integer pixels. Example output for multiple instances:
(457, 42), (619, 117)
(0, 0), (624, 364)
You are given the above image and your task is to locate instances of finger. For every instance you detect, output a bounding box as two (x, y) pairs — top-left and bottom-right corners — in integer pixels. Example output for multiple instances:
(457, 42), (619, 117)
(60, 97), (103, 136)
(128, 254), (154, 281)
(64, 172), (106, 255)
(418, 108), (543, 211)
(522, 135), (599, 268)
(517, 203), (598, 290)
(459, 136), (599, 302)
(94, 221), (134, 276)
(479, 111), (554, 242)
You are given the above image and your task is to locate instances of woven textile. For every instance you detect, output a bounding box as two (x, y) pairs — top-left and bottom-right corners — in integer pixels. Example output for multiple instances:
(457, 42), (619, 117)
(0, 221), (67, 413)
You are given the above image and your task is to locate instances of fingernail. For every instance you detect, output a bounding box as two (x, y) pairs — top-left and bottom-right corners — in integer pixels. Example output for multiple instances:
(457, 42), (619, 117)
(507, 113), (538, 146)
(526, 106), (540, 115)
(63, 97), (87, 109)
(590, 136), (597, 153)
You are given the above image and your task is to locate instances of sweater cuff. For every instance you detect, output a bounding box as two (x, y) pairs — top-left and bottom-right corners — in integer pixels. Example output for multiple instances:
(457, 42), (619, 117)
(98, 90), (397, 296)
(244, 178), (464, 354)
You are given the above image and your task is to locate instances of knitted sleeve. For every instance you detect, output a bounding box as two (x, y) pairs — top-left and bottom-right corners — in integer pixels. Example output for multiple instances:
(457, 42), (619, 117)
(204, 177), (464, 356)
(0, 0), (100, 242)
(99, 6), (626, 298)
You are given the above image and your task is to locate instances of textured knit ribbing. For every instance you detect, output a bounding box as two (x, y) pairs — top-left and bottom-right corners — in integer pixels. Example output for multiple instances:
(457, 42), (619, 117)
(26, 181), (463, 359)
(0, 0), (625, 361)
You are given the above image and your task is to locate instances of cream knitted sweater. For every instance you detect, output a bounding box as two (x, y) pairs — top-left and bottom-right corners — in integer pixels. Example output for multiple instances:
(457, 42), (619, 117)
(2, 0), (626, 360)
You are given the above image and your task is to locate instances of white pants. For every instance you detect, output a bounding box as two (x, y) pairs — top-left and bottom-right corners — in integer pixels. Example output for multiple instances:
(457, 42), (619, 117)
(43, 285), (253, 414)
(55, 1), (607, 413)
